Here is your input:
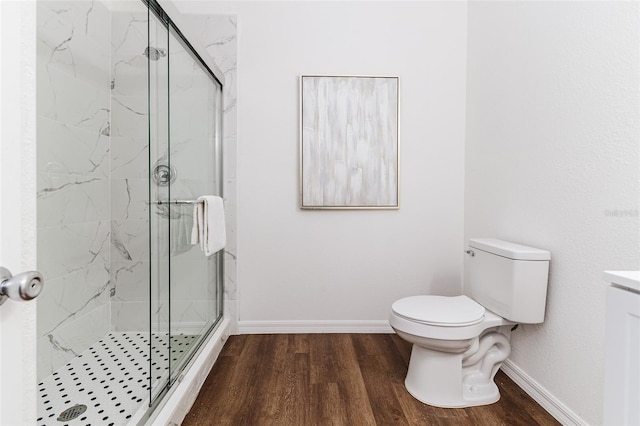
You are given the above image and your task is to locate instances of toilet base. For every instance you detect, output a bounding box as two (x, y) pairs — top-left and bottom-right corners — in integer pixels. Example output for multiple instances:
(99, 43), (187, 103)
(406, 381), (500, 409)
(404, 344), (503, 408)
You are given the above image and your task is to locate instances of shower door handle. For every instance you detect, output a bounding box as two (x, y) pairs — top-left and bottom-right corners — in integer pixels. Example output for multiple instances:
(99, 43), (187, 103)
(0, 266), (44, 306)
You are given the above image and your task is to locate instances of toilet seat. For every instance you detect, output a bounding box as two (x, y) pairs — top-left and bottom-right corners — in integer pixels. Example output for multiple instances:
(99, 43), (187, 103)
(392, 295), (485, 327)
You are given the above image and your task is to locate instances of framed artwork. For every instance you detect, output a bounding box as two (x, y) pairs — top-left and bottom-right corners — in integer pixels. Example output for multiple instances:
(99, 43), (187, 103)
(299, 75), (400, 209)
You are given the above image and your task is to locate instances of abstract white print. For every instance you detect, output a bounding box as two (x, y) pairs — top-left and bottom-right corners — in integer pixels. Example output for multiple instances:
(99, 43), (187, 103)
(301, 76), (399, 208)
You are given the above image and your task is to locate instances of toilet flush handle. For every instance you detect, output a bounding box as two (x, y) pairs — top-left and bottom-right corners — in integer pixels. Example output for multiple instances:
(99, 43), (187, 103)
(466, 249), (475, 257)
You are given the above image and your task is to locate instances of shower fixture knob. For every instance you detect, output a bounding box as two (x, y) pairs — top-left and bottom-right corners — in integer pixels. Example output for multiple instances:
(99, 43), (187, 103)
(0, 266), (44, 306)
(152, 163), (177, 186)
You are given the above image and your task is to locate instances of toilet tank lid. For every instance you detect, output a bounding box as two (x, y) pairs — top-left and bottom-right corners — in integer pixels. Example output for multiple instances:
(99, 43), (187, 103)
(469, 238), (550, 261)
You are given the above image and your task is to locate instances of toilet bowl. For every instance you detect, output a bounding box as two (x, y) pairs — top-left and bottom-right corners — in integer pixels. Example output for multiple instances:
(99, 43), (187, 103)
(389, 239), (551, 408)
(390, 295), (513, 407)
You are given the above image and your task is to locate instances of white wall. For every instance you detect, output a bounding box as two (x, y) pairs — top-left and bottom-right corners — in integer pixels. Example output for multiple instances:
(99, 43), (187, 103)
(465, 2), (640, 424)
(0, 1), (38, 422)
(176, 0), (639, 422)
(178, 1), (469, 326)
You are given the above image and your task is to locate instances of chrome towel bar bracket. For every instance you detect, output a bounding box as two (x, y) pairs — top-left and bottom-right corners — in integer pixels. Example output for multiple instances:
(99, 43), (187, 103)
(147, 199), (203, 205)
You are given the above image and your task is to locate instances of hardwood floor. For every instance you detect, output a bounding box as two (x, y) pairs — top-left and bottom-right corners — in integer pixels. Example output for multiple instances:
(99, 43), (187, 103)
(183, 334), (559, 426)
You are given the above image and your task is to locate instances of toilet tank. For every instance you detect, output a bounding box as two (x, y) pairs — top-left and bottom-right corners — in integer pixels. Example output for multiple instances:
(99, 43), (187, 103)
(465, 238), (550, 324)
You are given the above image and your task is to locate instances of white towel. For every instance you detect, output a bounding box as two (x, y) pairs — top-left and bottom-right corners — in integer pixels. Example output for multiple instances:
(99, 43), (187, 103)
(191, 195), (226, 256)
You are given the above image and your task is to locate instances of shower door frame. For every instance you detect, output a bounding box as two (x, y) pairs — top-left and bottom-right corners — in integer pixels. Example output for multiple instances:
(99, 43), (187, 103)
(151, 0), (226, 89)
(144, 0), (226, 418)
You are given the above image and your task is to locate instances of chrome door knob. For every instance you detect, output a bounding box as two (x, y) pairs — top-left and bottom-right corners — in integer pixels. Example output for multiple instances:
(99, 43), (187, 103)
(0, 266), (44, 305)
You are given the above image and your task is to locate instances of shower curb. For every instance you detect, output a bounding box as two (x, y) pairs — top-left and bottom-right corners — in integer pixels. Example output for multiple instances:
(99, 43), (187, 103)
(145, 318), (231, 425)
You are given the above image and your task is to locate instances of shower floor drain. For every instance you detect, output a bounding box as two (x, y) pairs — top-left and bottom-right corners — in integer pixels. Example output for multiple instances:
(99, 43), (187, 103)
(57, 404), (87, 421)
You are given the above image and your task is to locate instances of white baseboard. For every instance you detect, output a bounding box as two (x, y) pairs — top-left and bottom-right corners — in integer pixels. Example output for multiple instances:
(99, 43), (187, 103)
(238, 320), (394, 334)
(501, 359), (587, 426)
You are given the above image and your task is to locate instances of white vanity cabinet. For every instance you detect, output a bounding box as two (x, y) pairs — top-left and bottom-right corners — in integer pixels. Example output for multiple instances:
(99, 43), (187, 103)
(603, 271), (640, 426)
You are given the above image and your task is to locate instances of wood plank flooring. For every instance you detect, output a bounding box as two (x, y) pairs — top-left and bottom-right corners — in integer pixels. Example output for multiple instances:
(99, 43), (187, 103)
(183, 334), (560, 426)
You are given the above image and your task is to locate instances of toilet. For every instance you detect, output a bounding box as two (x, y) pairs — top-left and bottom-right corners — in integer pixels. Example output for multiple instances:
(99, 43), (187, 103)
(389, 238), (550, 408)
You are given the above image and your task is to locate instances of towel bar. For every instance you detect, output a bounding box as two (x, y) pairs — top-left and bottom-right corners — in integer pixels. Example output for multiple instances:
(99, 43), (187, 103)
(147, 197), (225, 206)
(147, 199), (203, 205)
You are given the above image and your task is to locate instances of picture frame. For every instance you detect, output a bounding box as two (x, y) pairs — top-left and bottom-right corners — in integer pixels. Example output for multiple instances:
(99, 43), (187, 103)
(299, 75), (400, 209)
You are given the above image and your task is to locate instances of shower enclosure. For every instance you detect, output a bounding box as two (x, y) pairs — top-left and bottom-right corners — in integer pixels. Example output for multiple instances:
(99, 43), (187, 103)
(35, 0), (224, 423)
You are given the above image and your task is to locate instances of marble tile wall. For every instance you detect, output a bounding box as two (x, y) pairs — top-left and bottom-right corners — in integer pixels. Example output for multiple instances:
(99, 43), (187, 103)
(36, 0), (113, 380)
(109, 6), (153, 332)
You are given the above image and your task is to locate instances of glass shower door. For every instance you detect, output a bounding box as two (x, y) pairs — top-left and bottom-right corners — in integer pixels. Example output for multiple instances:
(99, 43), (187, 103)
(166, 25), (224, 383)
(147, 6), (171, 404)
(147, 3), (224, 402)
(35, 0), (224, 421)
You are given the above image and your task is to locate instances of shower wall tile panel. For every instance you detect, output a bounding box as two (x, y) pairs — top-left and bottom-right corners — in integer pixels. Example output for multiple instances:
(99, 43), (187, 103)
(109, 179), (149, 308)
(37, 221), (110, 286)
(111, 301), (149, 331)
(36, 0), (112, 380)
(37, 116), (110, 178)
(171, 248), (216, 299)
(37, 173), (110, 227)
(36, 0), (111, 86)
(109, 9), (152, 326)
(170, 300), (215, 332)
(110, 259), (148, 301)
(111, 178), (149, 223)
(37, 62), (111, 135)
(37, 304), (110, 380)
